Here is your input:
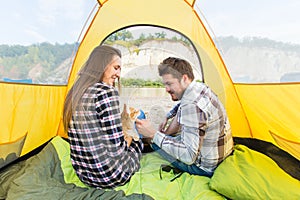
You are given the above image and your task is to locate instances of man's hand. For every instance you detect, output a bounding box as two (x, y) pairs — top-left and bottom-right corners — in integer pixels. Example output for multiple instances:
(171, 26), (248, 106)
(135, 119), (156, 139)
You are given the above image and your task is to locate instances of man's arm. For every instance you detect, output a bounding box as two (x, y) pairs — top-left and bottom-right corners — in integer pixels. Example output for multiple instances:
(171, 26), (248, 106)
(166, 103), (180, 119)
(159, 103), (180, 133)
(153, 103), (205, 164)
(163, 113), (180, 135)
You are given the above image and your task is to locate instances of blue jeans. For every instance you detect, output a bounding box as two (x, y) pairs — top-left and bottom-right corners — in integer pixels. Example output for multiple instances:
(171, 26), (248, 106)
(151, 143), (213, 177)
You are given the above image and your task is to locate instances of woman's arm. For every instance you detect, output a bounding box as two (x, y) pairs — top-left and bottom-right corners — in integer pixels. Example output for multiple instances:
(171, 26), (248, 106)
(96, 86), (143, 172)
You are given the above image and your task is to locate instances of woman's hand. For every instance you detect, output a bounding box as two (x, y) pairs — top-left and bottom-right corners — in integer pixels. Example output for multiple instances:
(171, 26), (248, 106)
(123, 132), (133, 147)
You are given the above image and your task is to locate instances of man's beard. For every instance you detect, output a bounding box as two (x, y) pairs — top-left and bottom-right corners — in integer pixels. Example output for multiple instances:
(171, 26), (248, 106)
(169, 92), (179, 101)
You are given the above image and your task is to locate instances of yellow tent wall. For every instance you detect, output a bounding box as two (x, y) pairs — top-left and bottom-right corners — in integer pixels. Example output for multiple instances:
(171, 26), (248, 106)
(66, 0), (251, 139)
(56, 0), (300, 160)
(0, 83), (66, 155)
(1, 0), (299, 161)
(234, 83), (300, 159)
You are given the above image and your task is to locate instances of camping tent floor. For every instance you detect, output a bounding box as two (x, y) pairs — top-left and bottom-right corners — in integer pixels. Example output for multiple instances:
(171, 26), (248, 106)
(1, 136), (299, 200)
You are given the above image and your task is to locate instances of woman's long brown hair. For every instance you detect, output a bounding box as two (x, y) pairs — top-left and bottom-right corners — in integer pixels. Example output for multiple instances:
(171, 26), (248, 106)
(63, 45), (121, 132)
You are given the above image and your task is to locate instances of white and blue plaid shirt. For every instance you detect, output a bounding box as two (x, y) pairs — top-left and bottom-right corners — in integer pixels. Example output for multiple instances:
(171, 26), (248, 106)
(153, 81), (233, 173)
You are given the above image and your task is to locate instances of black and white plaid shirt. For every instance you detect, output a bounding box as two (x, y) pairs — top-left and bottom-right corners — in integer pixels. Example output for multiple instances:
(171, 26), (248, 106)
(68, 82), (143, 189)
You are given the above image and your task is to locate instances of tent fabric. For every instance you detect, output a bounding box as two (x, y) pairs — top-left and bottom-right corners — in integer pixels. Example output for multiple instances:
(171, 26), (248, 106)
(0, 1), (299, 196)
(65, 0), (299, 159)
(270, 131), (300, 161)
(0, 133), (27, 169)
(0, 84), (66, 156)
(0, 136), (223, 199)
(233, 137), (300, 180)
(67, 0), (250, 139)
(51, 136), (225, 199)
(234, 83), (300, 159)
(0, 136), (153, 200)
(2, 136), (298, 199)
(210, 144), (300, 200)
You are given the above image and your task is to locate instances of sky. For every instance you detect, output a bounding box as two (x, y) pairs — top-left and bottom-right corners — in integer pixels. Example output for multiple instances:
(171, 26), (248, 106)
(0, 0), (97, 45)
(0, 0), (299, 45)
(197, 0), (300, 45)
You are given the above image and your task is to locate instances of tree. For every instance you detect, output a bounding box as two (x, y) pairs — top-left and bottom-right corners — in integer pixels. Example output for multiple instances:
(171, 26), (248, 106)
(106, 30), (133, 42)
(155, 31), (166, 38)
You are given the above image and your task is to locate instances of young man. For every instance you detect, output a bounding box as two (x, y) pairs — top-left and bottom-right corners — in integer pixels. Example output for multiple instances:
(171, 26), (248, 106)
(136, 57), (233, 177)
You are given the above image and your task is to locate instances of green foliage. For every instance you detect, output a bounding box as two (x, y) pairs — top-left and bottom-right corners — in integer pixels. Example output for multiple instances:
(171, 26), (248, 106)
(106, 30), (133, 42)
(104, 30), (191, 49)
(154, 31), (166, 38)
(121, 78), (163, 87)
(0, 44), (28, 57)
(132, 33), (146, 46)
(0, 42), (76, 81)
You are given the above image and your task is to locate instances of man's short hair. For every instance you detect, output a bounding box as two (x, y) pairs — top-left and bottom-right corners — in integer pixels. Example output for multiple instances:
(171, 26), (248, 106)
(158, 57), (194, 81)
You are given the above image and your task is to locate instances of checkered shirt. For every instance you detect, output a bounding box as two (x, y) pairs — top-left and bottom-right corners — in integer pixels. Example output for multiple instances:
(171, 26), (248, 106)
(68, 82), (143, 189)
(153, 81), (233, 173)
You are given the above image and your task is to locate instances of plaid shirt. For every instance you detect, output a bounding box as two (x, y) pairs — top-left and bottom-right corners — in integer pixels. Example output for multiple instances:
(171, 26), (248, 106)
(153, 81), (233, 173)
(68, 82), (143, 189)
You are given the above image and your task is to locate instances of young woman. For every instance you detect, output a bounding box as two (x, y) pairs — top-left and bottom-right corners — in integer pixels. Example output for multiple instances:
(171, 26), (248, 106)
(63, 45), (143, 189)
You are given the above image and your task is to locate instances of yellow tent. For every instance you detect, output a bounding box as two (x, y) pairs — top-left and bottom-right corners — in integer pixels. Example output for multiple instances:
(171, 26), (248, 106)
(1, 0), (299, 160)
(1, 0), (300, 199)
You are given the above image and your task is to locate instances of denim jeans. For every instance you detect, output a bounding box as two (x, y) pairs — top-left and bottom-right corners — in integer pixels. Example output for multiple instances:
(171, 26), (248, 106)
(151, 143), (213, 177)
